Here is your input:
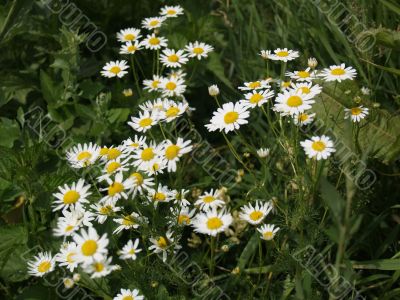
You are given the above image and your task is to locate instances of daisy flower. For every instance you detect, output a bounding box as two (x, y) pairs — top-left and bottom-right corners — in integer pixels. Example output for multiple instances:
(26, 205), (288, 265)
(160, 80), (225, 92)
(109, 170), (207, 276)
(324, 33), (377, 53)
(147, 184), (174, 206)
(117, 28), (141, 43)
(129, 171), (155, 196)
(300, 135), (336, 160)
(52, 179), (91, 211)
(286, 67), (316, 82)
(100, 172), (133, 202)
(185, 41), (214, 60)
(274, 89), (315, 116)
(257, 148), (270, 158)
(238, 79), (271, 91)
(121, 135), (147, 153)
(192, 208), (233, 237)
(122, 88), (133, 97)
(148, 230), (181, 262)
(257, 224), (280, 241)
(195, 189), (225, 211)
(100, 60), (129, 78)
(28, 252), (56, 277)
(66, 142), (100, 168)
(90, 202), (121, 224)
(143, 156), (167, 176)
(72, 227), (109, 263)
(53, 206), (94, 237)
(119, 239), (142, 260)
(259, 50), (272, 59)
(160, 5), (184, 18)
(162, 138), (192, 172)
(240, 89), (274, 108)
(56, 242), (78, 272)
(293, 112), (316, 126)
(142, 33), (168, 50)
(308, 57), (318, 69)
(142, 16), (166, 30)
(101, 145), (126, 162)
(205, 102), (250, 133)
(113, 288), (144, 300)
(128, 110), (160, 133)
(143, 75), (164, 91)
(290, 82), (322, 98)
(119, 41), (142, 55)
(131, 142), (162, 171)
(160, 100), (188, 122)
(171, 189), (191, 207)
(113, 212), (141, 234)
(319, 63), (357, 82)
(83, 256), (119, 278)
(268, 48), (299, 62)
(239, 201), (272, 225)
(160, 76), (186, 97)
(138, 98), (165, 112)
(169, 206), (196, 226)
(344, 106), (369, 122)
(160, 48), (189, 68)
(98, 158), (129, 180)
(208, 84), (220, 96)
(361, 87), (370, 95)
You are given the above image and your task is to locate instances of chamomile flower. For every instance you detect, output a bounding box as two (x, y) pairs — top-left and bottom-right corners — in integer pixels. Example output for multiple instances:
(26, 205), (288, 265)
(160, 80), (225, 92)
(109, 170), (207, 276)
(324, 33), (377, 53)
(128, 110), (160, 133)
(117, 28), (141, 43)
(257, 148), (270, 158)
(73, 227), (109, 263)
(162, 138), (193, 172)
(160, 76), (186, 97)
(160, 100), (188, 122)
(53, 207), (94, 237)
(143, 156), (167, 176)
(239, 201), (272, 225)
(290, 82), (322, 98)
(208, 84), (220, 96)
(121, 135), (147, 153)
(56, 242), (78, 272)
(142, 33), (168, 50)
(143, 75), (163, 91)
(148, 230), (181, 262)
(119, 41), (142, 55)
(195, 189), (225, 211)
(286, 67), (316, 82)
(238, 79), (271, 91)
(274, 89), (315, 116)
(113, 212), (141, 234)
(138, 98), (165, 112)
(160, 48), (189, 68)
(147, 184), (174, 206)
(142, 16), (166, 30)
(185, 41), (214, 60)
(83, 256), (119, 278)
(344, 106), (369, 122)
(319, 63), (357, 82)
(28, 252), (56, 277)
(53, 179), (91, 211)
(293, 112), (316, 126)
(160, 5), (184, 18)
(240, 89), (274, 108)
(192, 208), (233, 236)
(300, 135), (336, 160)
(100, 173), (133, 202)
(119, 239), (142, 260)
(361, 86), (370, 95)
(66, 143), (100, 168)
(97, 159), (129, 181)
(257, 224), (280, 241)
(101, 60), (129, 78)
(269, 48), (299, 62)
(113, 289), (144, 300)
(259, 50), (272, 59)
(172, 189), (191, 207)
(169, 206), (196, 226)
(205, 102), (250, 133)
(90, 202), (121, 224)
(129, 171), (155, 196)
(131, 142), (162, 171)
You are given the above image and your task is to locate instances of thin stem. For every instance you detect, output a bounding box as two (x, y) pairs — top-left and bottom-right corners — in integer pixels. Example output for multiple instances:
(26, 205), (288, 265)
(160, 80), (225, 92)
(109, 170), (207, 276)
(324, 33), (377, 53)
(130, 56), (142, 98)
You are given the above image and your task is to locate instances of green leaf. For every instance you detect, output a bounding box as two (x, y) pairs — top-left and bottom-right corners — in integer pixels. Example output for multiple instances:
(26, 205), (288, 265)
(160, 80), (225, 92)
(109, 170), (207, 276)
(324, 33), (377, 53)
(0, 117), (20, 148)
(40, 70), (62, 106)
(319, 178), (344, 224)
(237, 231), (259, 270)
(352, 259), (400, 270)
(206, 53), (233, 89)
(107, 108), (131, 124)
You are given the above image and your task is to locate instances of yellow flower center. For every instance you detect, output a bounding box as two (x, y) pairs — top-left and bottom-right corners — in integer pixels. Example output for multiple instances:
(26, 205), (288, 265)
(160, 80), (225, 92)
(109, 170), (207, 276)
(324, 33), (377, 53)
(37, 261), (51, 273)
(110, 66), (121, 75)
(124, 33), (135, 41)
(65, 225), (75, 232)
(203, 196), (215, 203)
(66, 252), (75, 263)
(193, 47), (204, 54)
(81, 240), (98, 256)
(165, 145), (180, 160)
(107, 148), (121, 160)
(129, 249), (136, 255)
(351, 107), (362, 115)
(106, 162), (121, 174)
(151, 80), (160, 88)
(263, 231), (273, 240)
(206, 217), (223, 230)
(77, 151), (92, 161)
(249, 93), (263, 104)
(130, 142), (139, 148)
(178, 214), (190, 225)
(331, 68), (345, 75)
(122, 215), (135, 226)
(311, 141), (326, 152)
(287, 95), (303, 107)
(166, 82), (177, 91)
(282, 81), (291, 88)
(149, 37), (160, 46)
(99, 205), (112, 214)
(63, 190), (80, 204)
(276, 51), (289, 57)
(139, 117), (152, 128)
(94, 262), (104, 272)
(224, 111), (239, 124)
(249, 211), (263, 221)
(141, 148), (154, 161)
(297, 71), (310, 78)
(131, 172), (144, 185)
(298, 87), (310, 94)
(157, 237), (168, 248)
(127, 45), (137, 52)
(166, 106), (180, 118)
(149, 20), (159, 27)
(168, 54), (179, 63)
(108, 182), (124, 196)
(248, 81), (261, 89)
(100, 147), (109, 156)
(167, 9), (176, 15)
(298, 113), (309, 122)
(154, 192), (166, 201)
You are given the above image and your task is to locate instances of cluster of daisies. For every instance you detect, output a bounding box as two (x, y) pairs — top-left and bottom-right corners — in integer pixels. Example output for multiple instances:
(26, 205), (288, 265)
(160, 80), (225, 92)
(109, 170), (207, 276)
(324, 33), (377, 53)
(206, 48), (369, 161)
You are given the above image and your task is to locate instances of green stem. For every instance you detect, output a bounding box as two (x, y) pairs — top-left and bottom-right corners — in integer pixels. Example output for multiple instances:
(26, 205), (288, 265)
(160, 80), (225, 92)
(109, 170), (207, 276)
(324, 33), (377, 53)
(130, 56), (142, 98)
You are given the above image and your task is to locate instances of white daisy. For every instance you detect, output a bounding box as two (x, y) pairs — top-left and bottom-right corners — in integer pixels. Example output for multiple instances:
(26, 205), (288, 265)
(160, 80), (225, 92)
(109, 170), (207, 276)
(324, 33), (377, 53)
(101, 60), (129, 78)
(257, 224), (280, 241)
(160, 76), (186, 97)
(147, 184), (174, 206)
(240, 89), (274, 108)
(119, 239), (142, 260)
(160, 48), (189, 68)
(131, 142), (162, 171)
(268, 48), (299, 62)
(344, 106), (369, 122)
(142, 33), (168, 50)
(208, 84), (220, 96)
(286, 67), (316, 82)
(160, 5), (184, 18)
(290, 82), (322, 98)
(274, 89), (315, 116)
(259, 50), (272, 59)
(97, 158), (129, 180)
(169, 206), (196, 226)
(72, 227), (109, 263)
(119, 41), (142, 55)
(113, 212), (141, 234)
(53, 206), (94, 237)
(195, 189), (225, 211)
(293, 112), (316, 126)
(159, 100), (188, 122)
(83, 256), (119, 278)
(138, 98), (165, 112)
(162, 138), (192, 172)
(129, 171), (155, 196)
(257, 148), (270, 158)
(300, 135), (336, 160)
(171, 189), (191, 207)
(192, 208), (233, 237)
(205, 102), (250, 133)
(56, 242), (78, 272)
(66, 142), (100, 168)
(100, 172), (133, 202)
(90, 201), (121, 224)
(113, 288), (144, 300)
(185, 41), (214, 60)
(143, 75), (164, 91)
(117, 28), (141, 43)
(128, 110), (160, 133)
(121, 135), (147, 153)
(239, 201), (272, 225)
(142, 16), (166, 30)
(148, 230), (181, 262)
(142, 156), (167, 176)
(238, 79), (271, 91)
(319, 63), (357, 82)
(27, 252), (56, 277)
(52, 179), (91, 211)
